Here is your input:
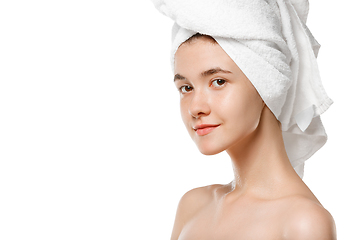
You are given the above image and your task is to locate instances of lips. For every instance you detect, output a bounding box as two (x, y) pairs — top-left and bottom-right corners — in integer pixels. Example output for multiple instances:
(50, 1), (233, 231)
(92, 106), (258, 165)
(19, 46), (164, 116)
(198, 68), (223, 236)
(193, 124), (221, 136)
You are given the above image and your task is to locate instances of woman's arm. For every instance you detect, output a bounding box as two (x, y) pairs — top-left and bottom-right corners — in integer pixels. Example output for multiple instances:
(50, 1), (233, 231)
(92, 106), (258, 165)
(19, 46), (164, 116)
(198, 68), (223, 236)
(170, 186), (215, 240)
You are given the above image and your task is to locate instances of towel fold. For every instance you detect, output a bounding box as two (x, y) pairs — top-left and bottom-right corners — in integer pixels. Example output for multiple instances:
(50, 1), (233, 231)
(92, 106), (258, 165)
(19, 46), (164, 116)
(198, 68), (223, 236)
(152, 0), (333, 178)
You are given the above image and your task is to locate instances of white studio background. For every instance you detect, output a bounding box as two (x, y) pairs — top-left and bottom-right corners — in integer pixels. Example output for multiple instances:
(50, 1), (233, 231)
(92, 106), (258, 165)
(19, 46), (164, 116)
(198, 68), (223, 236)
(0, 1), (358, 239)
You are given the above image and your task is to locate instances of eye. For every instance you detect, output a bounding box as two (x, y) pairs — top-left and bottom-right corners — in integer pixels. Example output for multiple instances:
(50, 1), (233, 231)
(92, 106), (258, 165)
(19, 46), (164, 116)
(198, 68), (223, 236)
(211, 79), (226, 88)
(179, 85), (193, 93)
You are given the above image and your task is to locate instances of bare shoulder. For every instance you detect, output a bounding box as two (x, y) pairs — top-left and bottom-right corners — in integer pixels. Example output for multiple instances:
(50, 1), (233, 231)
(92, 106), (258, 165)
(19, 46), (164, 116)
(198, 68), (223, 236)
(282, 196), (336, 240)
(176, 184), (221, 220)
(170, 184), (222, 240)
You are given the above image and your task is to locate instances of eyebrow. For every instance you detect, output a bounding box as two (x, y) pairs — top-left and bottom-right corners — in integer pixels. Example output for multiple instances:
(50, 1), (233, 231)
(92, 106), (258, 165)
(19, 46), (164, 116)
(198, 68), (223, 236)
(174, 73), (186, 82)
(174, 67), (232, 82)
(201, 67), (232, 77)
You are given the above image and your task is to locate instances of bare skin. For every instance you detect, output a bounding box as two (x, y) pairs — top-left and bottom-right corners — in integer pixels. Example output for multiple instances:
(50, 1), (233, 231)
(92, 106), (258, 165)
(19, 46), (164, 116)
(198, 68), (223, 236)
(171, 36), (336, 240)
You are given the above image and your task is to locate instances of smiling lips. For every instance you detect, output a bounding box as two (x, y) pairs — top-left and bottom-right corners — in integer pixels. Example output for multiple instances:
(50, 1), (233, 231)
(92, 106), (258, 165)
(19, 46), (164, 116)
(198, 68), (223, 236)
(193, 124), (221, 136)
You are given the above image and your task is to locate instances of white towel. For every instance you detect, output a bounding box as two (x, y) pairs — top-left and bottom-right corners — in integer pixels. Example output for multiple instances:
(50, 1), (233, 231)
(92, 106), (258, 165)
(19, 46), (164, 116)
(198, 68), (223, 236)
(152, 0), (333, 178)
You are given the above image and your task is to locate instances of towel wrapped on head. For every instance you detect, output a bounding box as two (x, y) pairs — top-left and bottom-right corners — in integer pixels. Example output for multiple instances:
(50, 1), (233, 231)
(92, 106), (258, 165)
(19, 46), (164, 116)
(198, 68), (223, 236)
(152, 0), (333, 178)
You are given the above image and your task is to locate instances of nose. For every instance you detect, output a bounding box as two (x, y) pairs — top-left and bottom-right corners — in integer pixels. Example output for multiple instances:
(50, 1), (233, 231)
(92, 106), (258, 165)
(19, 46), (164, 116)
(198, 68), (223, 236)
(188, 90), (210, 119)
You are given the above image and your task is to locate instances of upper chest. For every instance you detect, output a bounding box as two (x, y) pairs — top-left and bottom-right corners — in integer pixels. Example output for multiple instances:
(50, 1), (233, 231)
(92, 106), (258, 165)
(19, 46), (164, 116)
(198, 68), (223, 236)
(178, 198), (288, 240)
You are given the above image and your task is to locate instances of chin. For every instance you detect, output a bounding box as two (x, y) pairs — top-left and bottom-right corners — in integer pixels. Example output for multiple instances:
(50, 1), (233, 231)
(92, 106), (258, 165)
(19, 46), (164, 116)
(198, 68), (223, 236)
(195, 142), (225, 156)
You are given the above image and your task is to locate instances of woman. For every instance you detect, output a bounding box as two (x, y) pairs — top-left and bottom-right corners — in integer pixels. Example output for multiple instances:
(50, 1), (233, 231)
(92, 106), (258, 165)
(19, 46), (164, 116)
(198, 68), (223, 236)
(152, 0), (336, 239)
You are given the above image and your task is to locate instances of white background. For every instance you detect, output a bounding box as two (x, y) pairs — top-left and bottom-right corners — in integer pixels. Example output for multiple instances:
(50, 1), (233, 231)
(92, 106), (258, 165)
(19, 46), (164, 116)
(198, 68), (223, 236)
(0, 0), (358, 239)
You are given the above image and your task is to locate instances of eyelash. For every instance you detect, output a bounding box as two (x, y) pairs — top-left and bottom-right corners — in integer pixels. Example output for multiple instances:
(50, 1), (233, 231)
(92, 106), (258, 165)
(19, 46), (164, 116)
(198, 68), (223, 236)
(178, 79), (227, 94)
(179, 85), (193, 93)
(211, 79), (227, 88)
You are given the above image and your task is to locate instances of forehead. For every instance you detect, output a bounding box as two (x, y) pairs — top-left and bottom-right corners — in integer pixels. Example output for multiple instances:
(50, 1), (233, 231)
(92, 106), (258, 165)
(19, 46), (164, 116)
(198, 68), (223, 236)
(174, 38), (239, 75)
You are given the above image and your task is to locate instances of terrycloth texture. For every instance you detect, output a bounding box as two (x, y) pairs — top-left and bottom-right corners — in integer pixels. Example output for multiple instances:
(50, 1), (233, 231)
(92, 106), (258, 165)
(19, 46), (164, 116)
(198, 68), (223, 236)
(152, 0), (333, 178)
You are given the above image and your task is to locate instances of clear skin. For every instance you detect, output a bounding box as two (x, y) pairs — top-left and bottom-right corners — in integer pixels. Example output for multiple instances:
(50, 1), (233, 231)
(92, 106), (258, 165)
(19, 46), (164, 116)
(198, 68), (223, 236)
(171, 37), (336, 240)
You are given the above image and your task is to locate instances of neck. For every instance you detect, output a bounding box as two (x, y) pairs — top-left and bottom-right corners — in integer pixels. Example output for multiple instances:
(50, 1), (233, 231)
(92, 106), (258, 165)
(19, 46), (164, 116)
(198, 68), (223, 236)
(226, 106), (299, 199)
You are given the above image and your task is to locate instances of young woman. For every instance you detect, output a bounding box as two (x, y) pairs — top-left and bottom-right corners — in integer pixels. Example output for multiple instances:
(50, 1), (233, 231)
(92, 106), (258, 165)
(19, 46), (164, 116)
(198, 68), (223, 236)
(152, 0), (336, 239)
(171, 33), (335, 240)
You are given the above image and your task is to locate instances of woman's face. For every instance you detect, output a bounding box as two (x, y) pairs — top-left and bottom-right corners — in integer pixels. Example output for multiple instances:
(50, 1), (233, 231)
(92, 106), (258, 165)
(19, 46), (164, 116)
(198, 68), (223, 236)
(174, 37), (264, 155)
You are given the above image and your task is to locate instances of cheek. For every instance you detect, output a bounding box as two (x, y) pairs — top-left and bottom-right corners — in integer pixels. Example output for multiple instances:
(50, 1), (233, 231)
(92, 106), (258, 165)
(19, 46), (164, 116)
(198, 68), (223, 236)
(179, 98), (192, 130)
(218, 86), (263, 132)
(179, 99), (188, 121)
